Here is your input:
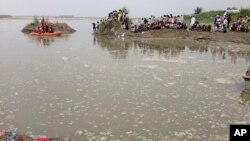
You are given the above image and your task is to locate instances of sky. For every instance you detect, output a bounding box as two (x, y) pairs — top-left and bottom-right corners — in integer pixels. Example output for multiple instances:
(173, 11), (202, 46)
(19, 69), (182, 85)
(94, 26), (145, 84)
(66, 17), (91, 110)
(0, 0), (250, 17)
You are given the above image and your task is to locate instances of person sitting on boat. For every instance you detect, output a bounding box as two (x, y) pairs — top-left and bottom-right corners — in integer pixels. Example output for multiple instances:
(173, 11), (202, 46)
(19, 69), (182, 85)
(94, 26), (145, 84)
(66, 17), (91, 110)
(36, 26), (41, 34)
(36, 25), (43, 34)
(45, 23), (49, 33)
(41, 17), (46, 33)
(45, 21), (54, 33)
(48, 24), (54, 33)
(38, 23), (45, 33)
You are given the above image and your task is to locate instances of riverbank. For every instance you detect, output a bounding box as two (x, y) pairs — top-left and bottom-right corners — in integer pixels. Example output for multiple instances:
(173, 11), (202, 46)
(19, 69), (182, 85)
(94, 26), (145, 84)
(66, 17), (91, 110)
(94, 8), (250, 46)
(94, 28), (250, 45)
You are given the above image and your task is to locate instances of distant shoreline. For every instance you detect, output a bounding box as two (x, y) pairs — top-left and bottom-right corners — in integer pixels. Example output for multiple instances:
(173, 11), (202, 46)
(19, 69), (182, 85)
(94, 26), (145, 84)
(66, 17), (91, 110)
(0, 15), (102, 20)
(0, 15), (12, 18)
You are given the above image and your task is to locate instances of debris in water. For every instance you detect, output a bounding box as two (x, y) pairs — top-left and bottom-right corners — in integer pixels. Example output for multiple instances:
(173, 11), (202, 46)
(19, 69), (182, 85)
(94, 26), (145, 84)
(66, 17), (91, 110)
(0, 130), (71, 141)
(215, 78), (235, 85)
(62, 57), (69, 61)
(75, 130), (83, 136)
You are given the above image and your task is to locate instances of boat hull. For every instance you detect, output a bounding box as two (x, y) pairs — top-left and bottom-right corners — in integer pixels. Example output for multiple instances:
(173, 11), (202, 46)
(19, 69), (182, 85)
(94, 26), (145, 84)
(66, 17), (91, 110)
(30, 32), (62, 36)
(243, 76), (250, 90)
(243, 75), (250, 81)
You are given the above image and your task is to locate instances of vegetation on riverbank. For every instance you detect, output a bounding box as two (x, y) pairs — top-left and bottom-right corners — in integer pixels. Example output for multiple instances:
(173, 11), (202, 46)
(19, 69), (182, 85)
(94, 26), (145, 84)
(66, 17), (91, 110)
(21, 17), (76, 34)
(94, 7), (132, 35)
(98, 20), (122, 34)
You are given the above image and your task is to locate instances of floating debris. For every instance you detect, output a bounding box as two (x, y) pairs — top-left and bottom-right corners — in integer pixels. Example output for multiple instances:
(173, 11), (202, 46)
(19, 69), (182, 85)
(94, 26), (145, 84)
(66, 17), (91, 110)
(0, 130), (71, 141)
(139, 65), (158, 69)
(215, 78), (235, 85)
(75, 130), (83, 136)
(62, 57), (69, 61)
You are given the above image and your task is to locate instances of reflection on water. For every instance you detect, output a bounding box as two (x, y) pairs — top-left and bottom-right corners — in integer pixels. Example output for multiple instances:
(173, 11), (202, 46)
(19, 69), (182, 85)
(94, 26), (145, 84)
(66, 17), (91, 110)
(94, 36), (248, 64)
(93, 36), (129, 59)
(1, 19), (250, 141)
(32, 36), (55, 47)
(26, 35), (71, 47)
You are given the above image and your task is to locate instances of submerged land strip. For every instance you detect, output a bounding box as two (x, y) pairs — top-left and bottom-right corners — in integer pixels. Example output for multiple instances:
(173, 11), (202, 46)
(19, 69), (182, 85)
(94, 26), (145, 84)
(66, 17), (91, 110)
(21, 18), (76, 34)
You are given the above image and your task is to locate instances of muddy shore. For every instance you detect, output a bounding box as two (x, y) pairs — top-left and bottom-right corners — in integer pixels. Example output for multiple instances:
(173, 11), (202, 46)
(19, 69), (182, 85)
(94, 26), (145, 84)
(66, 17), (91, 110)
(95, 29), (250, 45)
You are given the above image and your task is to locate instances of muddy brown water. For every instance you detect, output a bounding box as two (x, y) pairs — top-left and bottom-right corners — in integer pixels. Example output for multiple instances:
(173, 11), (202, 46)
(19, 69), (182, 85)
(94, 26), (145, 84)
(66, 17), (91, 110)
(0, 19), (250, 141)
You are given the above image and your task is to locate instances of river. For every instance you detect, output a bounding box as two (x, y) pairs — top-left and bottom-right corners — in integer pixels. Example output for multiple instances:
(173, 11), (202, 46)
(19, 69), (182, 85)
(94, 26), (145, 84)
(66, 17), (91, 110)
(0, 19), (250, 141)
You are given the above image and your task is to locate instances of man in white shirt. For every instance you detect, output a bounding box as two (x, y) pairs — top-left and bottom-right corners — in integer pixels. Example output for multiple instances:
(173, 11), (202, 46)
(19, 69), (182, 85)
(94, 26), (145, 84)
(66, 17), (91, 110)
(180, 15), (184, 24)
(190, 16), (196, 26)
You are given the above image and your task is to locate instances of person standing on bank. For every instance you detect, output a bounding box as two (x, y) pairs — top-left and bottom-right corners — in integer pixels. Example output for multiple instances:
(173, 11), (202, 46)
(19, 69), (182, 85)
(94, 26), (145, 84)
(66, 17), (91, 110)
(227, 14), (232, 28)
(92, 22), (96, 32)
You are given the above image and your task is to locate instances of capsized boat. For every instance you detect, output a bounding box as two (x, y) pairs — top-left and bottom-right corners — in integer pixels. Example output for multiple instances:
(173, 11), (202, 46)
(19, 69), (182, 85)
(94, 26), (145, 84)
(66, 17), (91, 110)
(30, 31), (62, 36)
(243, 67), (250, 91)
(243, 67), (250, 81)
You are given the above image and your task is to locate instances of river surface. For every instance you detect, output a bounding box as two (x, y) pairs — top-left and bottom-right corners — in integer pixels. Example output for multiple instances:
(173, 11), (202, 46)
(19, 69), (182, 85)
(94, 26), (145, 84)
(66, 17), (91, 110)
(0, 19), (250, 141)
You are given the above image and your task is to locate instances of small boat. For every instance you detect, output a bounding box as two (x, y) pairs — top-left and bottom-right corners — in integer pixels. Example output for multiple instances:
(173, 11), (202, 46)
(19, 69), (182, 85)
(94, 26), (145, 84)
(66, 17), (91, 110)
(30, 31), (62, 36)
(243, 75), (250, 81)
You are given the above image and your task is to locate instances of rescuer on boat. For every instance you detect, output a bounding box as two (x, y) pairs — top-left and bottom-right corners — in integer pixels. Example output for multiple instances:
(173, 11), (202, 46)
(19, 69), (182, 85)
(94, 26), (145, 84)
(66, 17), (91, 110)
(36, 17), (54, 33)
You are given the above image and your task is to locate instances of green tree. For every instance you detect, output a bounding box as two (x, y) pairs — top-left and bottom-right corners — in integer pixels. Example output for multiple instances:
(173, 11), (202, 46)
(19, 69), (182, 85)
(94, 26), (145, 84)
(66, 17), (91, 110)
(194, 7), (203, 14)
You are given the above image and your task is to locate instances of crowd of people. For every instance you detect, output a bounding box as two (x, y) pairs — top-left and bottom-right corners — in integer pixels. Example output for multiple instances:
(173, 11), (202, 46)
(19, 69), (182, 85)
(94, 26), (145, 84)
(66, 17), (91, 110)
(92, 9), (130, 32)
(131, 14), (187, 32)
(107, 9), (130, 30)
(190, 11), (249, 33)
(36, 17), (54, 33)
(189, 16), (211, 32)
(92, 22), (99, 32)
(93, 9), (250, 34)
(230, 16), (249, 32)
(212, 14), (249, 33)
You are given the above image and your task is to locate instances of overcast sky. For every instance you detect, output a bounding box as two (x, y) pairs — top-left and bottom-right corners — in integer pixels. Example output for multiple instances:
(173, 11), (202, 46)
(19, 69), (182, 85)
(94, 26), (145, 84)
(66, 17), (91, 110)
(0, 0), (250, 17)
